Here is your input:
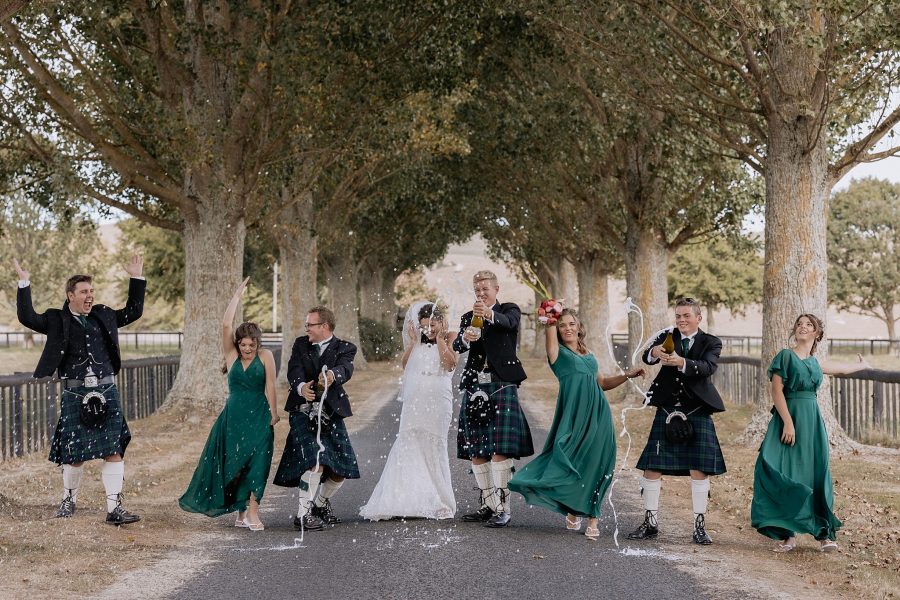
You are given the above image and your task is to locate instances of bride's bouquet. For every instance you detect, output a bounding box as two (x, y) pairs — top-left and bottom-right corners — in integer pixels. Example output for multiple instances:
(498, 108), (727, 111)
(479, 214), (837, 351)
(519, 264), (564, 326)
(538, 298), (564, 325)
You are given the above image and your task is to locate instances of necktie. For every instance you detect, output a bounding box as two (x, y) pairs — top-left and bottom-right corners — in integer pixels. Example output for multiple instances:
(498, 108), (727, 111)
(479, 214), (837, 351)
(682, 337), (691, 356)
(77, 315), (88, 327)
(316, 343), (324, 356)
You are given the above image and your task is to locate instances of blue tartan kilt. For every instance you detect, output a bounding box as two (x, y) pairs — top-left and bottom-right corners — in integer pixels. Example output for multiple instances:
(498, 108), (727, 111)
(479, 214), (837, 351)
(635, 408), (726, 476)
(48, 384), (131, 465)
(457, 382), (534, 460)
(273, 411), (360, 486)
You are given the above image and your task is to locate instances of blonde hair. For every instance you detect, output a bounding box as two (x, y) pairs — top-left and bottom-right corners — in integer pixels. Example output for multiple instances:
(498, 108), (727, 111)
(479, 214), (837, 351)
(473, 270), (499, 287)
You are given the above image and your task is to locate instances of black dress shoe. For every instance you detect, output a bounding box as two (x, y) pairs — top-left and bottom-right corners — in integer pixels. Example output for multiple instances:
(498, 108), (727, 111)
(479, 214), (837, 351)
(312, 500), (341, 525)
(626, 510), (659, 540)
(105, 505), (141, 526)
(293, 514), (325, 531)
(484, 511), (511, 528)
(692, 514), (712, 545)
(56, 495), (76, 518)
(462, 506), (494, 522)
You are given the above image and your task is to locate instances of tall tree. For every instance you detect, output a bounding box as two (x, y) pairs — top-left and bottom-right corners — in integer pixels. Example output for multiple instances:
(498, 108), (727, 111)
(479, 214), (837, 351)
(607, 0), (900, 446)
(828, 178), (900, 346)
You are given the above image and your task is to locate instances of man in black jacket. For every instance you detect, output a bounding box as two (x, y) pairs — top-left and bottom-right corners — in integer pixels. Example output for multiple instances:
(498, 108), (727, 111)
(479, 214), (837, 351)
(14, 256), (145, 525)
(273, 305), (359, 531)
(453, 270), (533, 528)
(627, 297), (726, 545)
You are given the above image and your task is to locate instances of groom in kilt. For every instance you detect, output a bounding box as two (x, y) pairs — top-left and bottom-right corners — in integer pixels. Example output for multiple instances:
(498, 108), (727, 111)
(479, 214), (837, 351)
(627, 297), (726, 545)
(453, 270), (533, 528)
(14, 256), (145, 525)
(273, 305), (360, 531)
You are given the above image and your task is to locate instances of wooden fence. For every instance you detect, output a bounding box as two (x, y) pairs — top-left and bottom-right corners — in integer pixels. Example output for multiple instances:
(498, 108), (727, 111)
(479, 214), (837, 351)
(0, 356), (179, 460)
(714, 356), (900, 441)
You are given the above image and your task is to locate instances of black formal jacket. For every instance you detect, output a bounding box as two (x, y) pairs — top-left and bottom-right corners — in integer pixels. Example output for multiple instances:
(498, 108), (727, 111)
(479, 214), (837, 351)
(16, 278), (146, 379)
(642, 327), (725, 413)
(452, 301), (527, 392)
(284, 335), (356, 418)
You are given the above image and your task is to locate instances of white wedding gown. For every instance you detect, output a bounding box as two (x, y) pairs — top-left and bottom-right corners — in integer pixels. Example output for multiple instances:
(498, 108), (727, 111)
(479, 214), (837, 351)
(359, 342), (456, 520)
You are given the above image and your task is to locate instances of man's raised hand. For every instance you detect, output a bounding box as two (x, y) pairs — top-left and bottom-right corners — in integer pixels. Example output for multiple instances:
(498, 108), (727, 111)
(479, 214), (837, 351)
(13, 258), (29, 282)
(124, 254), (144, 278)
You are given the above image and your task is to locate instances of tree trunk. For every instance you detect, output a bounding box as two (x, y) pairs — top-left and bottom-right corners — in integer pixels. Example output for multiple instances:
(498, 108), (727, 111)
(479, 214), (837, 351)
(323, 248), (367, 369)
(557, 257), (578, 306)
(705, 304), (717, 331)
(163, 201), (245, 413)
(740, 27), (854, 450)
(624, 222), (669, 361)
(275, 191), (317, 383)
(358, 266), (396, 326)
(575, 256), (615, 374)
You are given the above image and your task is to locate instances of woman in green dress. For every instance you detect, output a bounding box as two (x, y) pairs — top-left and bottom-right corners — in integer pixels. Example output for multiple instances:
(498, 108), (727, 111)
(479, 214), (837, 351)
(179, 278), (281, 531)
(751, 313), (869, 553)
(509, 308), (644, 540)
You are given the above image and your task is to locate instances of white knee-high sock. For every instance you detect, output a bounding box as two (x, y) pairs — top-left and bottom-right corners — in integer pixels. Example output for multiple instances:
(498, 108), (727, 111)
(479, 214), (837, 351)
(298, 470), (321, 516)
(314, 478), (343, 507)
(641, 477), (661, 525)
(101, 461), (125, 512)
(62, 464), (84, 502)
(472, 462), (498, 512)
(691, 478), (710, 516)
(491, 459), (514, 513)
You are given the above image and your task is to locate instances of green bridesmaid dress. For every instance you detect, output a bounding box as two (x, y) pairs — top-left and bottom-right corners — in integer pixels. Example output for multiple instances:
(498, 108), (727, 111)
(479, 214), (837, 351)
(179, 355), (274, 517)
(751, 349), (841, 541)
(509, 345), (617, 518)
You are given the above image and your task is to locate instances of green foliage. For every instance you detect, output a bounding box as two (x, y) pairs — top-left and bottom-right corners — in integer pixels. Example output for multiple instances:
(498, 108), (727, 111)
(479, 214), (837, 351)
(358, 317), (401, 361)
(828, 178), (900, 339)
(668, 234), (763, 318)
(0, 190), (108, 326)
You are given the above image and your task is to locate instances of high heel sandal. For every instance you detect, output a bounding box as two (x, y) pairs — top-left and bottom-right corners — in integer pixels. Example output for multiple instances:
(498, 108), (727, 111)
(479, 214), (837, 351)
(565, 515), (583, 531)
(820, 540), (838, 553)
(584, 526), (600, 541)
(235, 518), (249, 528)
(247, 520), (264, 532)
(772, 537), (796, 553)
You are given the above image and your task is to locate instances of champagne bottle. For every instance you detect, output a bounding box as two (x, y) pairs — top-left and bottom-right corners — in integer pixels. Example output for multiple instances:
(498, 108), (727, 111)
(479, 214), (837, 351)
(662, 331), (675, 353)
(471, 313), (484, 328)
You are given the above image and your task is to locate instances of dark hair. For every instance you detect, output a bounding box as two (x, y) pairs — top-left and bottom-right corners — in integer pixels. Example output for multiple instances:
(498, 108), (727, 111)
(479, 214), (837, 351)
(417, 303), (444, 344)
(308, 306), (336, 331)
(792, 313), (825, 355)
(222, 322), (263, 373)
(66, 275), (93, 295)
(675, 297), (701, 316)
(556, 308), (588, 355)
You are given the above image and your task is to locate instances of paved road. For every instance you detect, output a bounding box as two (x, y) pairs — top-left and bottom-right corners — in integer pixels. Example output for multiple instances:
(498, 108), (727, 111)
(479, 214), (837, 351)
(172, 388), (714, 600)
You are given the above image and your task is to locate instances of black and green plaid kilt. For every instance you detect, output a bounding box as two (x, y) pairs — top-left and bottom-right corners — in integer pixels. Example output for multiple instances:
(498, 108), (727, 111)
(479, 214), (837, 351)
(48, 384), (131, 465)
(457, 381), (534, 460)
(273, 411), (360, 486)
(635, 408), (726, 476)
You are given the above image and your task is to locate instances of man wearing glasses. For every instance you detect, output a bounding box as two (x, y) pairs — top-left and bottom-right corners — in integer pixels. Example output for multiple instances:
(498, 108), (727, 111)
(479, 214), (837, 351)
(273, 306), (360, 531)
(626, 297), (726, 545)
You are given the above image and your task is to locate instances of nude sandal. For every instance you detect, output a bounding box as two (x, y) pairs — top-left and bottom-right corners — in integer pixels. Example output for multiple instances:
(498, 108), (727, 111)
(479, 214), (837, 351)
(565, 515), (583, 531)
(820, 540), (838, 553)
(772, 537), (796, 553)
(584, 526), (600, 541)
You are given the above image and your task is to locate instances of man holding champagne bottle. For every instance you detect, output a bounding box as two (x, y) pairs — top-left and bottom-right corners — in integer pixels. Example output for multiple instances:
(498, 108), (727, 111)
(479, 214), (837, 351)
(453, 270), (534, 528)
(627, 297), (726, 545)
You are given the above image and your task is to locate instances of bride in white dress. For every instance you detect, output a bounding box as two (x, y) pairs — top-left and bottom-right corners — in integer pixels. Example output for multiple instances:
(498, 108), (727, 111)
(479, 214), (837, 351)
(360, 301), (458, 521)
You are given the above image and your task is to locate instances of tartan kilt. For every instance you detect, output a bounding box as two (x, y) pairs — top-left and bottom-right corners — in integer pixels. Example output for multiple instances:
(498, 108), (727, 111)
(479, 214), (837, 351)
(457, 381), (534, 460)
(48, 384), (131, 465)
(273, 411), (360, 486)
(635, 408), (726, 476)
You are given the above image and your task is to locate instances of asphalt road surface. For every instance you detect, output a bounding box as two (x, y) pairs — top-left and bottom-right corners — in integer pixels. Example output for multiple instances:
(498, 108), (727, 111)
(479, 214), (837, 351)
(172, 388), (716, 600)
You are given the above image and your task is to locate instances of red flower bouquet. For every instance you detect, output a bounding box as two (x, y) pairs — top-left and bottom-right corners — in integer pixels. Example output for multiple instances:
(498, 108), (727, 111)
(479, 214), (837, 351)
(538, 299), (563, 325)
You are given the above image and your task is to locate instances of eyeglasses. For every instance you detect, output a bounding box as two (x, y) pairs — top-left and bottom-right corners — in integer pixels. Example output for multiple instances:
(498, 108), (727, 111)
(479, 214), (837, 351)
(304, 322), (325, 329)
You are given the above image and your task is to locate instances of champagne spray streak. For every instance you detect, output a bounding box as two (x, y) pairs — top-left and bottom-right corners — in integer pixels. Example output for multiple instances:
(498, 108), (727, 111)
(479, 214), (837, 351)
(295, 365), (331, 546)
(603, 297), (654, 549)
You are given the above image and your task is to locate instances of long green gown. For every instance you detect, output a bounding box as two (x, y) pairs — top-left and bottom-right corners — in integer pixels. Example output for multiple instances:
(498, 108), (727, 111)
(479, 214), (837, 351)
(509, 345), (616, 518)
(751, 349), (841, 541)
(179, 355), (274, 517)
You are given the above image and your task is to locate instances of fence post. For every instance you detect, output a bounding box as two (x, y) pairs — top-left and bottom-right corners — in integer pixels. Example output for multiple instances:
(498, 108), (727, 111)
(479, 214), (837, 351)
(12, 384), (23, 457)
(872, 381), (884, 427)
